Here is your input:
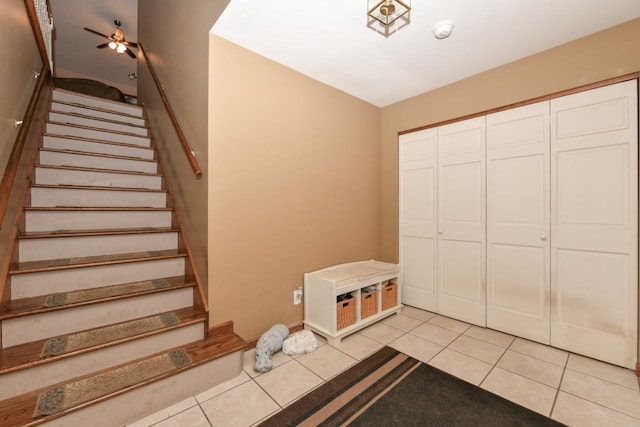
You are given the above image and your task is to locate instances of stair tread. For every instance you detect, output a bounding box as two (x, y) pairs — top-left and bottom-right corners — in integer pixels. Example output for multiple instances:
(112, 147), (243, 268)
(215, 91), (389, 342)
(24, 206), (172, 213)
(9, 249), (187, 275)
(39, 147), (158, 163)
(0, 306), (204, 375)
(43, 133), (155, 151)
(49, 110), (148, 130)
(47, 120), (151, 139)
(18, 227), (179, 239)
(35, 163), (161, 177)
(51, 100), (143, 120)
(30, 183), (167, 193)
(52, 89), (143, 113)
(0, 332), (245, 427)
(1, 275), (193, 319)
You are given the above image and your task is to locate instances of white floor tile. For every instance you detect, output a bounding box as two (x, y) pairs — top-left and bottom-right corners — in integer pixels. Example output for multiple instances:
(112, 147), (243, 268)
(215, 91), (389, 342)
(497, 350), (564, 388)
(331, 332), (384, 360)
(152, 406), (210, 427)
(389, 333), (443, 363)
(427, 315), (470, 333)
(358, 321), (405, 344)
(561, 369), (640, 419)
(253, 360), (323, 406)
(567, 353), (639, 391)
(401, 305), (436, 322)
(481, 367), (557, 416)
(196, 371), (251, 403)
(199, 380), (279, 427)
(448, 334), (506, 365)
(410, 322), (460, 346)
(429, 348), (492, 385)
(508, 338), (568, 367)
(382, 313), (423, 332)
(552, 391), (640, 427)
(295, 344), (356, 380)
(464, 326), (514, 348)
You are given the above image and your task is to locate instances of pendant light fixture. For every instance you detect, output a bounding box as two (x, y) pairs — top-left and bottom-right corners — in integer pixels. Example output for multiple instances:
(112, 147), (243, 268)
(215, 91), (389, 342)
(367, 0), (411, 37)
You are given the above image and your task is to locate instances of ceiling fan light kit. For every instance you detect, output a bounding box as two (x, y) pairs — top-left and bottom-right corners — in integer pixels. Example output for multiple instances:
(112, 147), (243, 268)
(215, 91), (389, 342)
(367, 0), (411, 37)
(84, 19), (138, 59)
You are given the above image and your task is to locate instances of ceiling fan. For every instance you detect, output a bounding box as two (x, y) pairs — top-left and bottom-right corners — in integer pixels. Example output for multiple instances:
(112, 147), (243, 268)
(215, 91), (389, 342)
(84, 19), (137, 59)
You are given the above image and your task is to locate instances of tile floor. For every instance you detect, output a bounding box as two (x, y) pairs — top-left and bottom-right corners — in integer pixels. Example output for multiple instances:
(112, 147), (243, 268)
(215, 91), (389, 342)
(127, 306), (640, 427)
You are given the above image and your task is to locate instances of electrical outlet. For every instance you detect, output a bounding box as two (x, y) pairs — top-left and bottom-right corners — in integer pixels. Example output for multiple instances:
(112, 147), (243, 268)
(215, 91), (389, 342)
(293, 287), (303, 305)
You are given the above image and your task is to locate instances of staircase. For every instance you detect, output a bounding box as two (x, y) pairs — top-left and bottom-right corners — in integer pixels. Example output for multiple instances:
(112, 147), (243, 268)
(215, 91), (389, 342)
(0, 89), (245, 426)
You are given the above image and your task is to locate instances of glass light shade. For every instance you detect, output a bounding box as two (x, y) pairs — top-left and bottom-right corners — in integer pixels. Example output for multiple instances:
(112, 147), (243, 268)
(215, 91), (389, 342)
(116, 43), (127, 54)
(108, 41), (117, 50)
(367, 0), (411, 37)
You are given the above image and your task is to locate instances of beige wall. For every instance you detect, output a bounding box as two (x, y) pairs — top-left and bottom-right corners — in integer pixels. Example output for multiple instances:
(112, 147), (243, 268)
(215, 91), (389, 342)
(380, 18), (640, 263)
(55, 67), (137, 97)
(0, 0), (46, 274)
(209, 36), (381, 339)
(137, 0), (230, 304)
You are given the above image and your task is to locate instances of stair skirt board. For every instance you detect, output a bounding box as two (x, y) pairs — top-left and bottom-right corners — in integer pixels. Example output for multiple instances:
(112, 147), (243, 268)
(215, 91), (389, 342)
(2, 287), (194, 347)
(38, 150), (158, 174)
(42, 135), (155, 160)
(52, 90), (143, 117)
(24, 209), (172, 232)
(11, 258), (185, 299)
(30, 187), (167, 208)
(50, 102), (146, 127)
(46, 123), (150, 147)
(34, 166), (161, 190)
(18, 232), (179, 262)
(48, 112), (149, 136)
(38, 351), (242, 427)
(0, 323), (204, 401)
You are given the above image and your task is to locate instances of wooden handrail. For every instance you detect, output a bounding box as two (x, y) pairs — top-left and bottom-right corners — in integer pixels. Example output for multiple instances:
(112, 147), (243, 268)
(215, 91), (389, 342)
(0, 65), (50, 229)
(23, 0), (53, 78)
(138, 42), (203, 179)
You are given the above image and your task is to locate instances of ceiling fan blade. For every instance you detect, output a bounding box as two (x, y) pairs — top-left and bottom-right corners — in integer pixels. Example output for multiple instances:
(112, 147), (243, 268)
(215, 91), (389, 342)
(123, 41), (138, 48)
(84, 27), (111, 39)
(96, 43), (110, 49)
(125, 47), (137, 59)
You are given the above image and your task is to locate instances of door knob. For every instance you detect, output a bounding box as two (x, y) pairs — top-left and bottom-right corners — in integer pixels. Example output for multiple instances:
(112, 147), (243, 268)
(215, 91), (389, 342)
(438, 230), (443, 234)
(541, 234), (547, 240)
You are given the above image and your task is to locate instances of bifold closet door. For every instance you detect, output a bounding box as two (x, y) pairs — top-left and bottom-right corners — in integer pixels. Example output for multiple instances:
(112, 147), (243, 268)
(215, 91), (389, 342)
(550, 80), (638, 369)
(399, 128), (438, 311)
(486, 102), (551, 344)
(437, 117), (486, 326)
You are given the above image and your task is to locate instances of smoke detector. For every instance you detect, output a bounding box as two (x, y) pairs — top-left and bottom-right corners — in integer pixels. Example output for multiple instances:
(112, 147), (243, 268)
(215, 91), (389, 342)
(433, 21), (454, 39)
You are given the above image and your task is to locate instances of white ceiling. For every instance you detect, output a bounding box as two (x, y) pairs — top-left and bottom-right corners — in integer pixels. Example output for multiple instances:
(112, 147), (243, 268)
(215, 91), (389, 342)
(47, 1), (640, 106)
(212, 0), (640, 107)
(49, 0), (138, 91)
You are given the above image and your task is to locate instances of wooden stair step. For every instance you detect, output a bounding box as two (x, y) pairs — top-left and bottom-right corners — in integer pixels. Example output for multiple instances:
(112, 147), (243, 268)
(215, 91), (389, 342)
(9, 249), (186, 275)
(42, 133), (155, 153)
(18, 226), (179, 240)
(50, 100), (146, 126)
(49, 110), (148, 131)
(35, 163), (161, 178)
(29, 183), (167, 194)
(0, 307), (205, 375)
(1, 276), (194, 320)
(46, 121), (150, 139)
(52, 89), (144, 117)
(0, 330), (246, 427)
(39, 147), (158, 164)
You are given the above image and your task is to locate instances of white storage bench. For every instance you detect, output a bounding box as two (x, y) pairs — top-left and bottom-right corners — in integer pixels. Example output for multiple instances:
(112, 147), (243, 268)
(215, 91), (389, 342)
(303, 260), (401, 345)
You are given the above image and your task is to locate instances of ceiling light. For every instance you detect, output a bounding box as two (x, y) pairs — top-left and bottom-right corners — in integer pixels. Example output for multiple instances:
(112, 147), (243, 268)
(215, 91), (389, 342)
(116, 43), (127, 54)
(128, 72), (137, 80)
(367, 0), (411, 37)
(108, 41), (117, 50)
(433, 22), (454, 39)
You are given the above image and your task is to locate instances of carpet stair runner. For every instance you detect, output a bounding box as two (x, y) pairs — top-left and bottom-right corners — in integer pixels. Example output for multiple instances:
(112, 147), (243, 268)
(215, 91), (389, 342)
(0, 89), (245, 426)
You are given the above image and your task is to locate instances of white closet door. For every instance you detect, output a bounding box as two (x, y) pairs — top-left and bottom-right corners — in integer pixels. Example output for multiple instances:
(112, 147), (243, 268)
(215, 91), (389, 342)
(437, 117), (486, 326)
(551, 80), (638, 369)
(399, 129), (438, 311)
(486, 102), (551, 343)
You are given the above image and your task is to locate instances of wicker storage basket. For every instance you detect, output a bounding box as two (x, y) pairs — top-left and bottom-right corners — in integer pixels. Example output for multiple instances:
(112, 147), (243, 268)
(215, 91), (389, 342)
(381, 282), (398, 311)
(336, 295), (356, 330)
(360, 291), (378, 319)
